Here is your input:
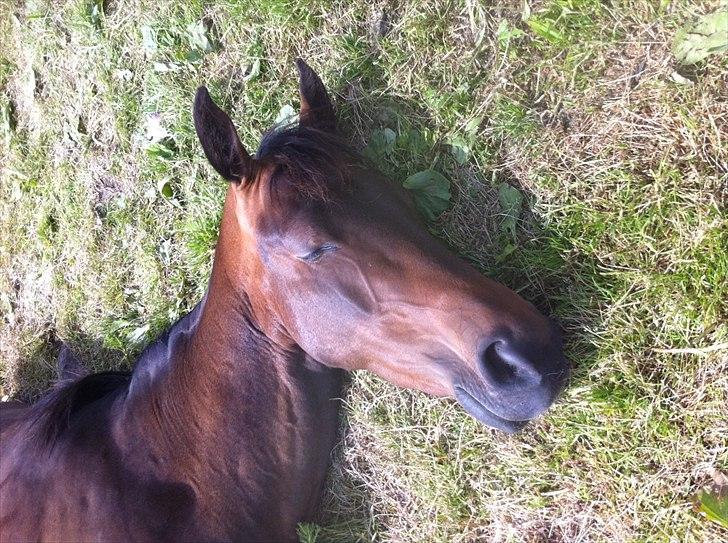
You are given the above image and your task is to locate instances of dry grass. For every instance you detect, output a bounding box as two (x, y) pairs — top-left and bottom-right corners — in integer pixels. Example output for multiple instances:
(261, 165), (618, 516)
(2, 0), (727, 541)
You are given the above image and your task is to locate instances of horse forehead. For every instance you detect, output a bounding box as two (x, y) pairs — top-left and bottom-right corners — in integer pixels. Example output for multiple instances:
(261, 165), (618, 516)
(239, 167), (409, 245)
(247, 194), (314, 240)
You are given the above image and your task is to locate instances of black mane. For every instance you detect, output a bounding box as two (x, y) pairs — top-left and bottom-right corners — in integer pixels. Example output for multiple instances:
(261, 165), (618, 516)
(28, 371), (130, 447)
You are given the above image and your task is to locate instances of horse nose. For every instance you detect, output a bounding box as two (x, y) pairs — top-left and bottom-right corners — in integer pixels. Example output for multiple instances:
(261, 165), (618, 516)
(476, 340), (543, 389)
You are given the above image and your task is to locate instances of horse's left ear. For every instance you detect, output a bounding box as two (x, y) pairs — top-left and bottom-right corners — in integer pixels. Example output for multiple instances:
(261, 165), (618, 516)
(193, 87), (252, 183)
(295, 58), (336, 132)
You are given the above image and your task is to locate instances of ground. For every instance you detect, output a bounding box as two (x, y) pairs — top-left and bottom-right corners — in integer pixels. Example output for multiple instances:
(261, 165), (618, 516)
(1, 0), (726, 541)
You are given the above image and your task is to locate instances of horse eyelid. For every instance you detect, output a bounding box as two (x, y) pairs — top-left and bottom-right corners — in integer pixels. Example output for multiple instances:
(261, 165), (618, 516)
(300, 243), (339, 263)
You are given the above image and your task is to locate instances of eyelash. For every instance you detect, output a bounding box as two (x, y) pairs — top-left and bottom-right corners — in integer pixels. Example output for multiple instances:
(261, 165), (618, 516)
(300, 243), (338, 263)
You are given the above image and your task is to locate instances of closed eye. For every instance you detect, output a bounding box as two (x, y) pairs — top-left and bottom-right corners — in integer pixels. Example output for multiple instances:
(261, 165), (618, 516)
(299, 243), (339, 263)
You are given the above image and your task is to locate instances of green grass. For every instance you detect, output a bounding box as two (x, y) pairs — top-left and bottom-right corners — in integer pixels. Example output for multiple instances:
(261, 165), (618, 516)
(1, 0), (727, 541)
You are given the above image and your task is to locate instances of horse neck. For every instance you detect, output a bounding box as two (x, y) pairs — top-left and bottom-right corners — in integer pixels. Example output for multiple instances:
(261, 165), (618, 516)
(118, 190), (341, 484)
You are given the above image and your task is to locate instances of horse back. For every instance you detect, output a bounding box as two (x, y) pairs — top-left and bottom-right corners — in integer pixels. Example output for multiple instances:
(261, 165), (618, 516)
(0, 401), (28, 432)
(0, 378), (198, 542)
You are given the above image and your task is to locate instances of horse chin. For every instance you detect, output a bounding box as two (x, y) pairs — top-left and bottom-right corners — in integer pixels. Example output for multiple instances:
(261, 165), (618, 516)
(453, 386), (529, 434)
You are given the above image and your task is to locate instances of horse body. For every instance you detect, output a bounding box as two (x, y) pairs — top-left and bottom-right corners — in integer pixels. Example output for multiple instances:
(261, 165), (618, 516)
(1, 59), (569, 542)
(1, 195), (342, 542)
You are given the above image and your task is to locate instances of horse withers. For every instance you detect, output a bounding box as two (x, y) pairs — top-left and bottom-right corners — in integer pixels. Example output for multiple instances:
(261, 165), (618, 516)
(0, 59), (569, 542)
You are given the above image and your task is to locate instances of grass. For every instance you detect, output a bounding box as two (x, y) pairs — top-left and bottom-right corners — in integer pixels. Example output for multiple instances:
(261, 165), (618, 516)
(1, 0), (727, 541)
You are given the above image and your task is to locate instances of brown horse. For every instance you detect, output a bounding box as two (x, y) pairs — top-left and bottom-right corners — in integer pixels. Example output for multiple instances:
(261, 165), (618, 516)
(0, 60), (569, 542)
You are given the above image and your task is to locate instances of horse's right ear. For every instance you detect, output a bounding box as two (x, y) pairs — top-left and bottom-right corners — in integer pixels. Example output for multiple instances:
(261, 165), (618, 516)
(296, 59), (336, 132)
(193, 87), (252, 183)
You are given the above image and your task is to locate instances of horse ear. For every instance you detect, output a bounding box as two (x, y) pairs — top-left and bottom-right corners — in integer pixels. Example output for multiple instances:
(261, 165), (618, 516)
(193, 87), (252, 183)
(295, 58), (336, 132)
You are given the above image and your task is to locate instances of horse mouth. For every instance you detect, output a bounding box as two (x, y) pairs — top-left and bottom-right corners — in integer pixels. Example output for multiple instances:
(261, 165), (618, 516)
(453, 386), (529, 434)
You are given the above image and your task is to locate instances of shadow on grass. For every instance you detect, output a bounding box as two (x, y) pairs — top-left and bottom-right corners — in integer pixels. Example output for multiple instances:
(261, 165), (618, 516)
(334, 69), (607, 372)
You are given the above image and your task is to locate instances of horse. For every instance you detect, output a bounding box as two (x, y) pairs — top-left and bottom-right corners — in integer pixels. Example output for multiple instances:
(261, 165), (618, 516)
(0, 59), (569, 542)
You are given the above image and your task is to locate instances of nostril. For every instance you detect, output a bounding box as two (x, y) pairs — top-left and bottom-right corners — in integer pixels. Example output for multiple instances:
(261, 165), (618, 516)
(478, 342), (514, 386)
(477, 341), (541, 388)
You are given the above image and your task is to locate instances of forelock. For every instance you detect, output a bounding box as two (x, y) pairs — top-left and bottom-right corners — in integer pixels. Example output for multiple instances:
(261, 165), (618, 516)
(255, 125), (359, 200)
